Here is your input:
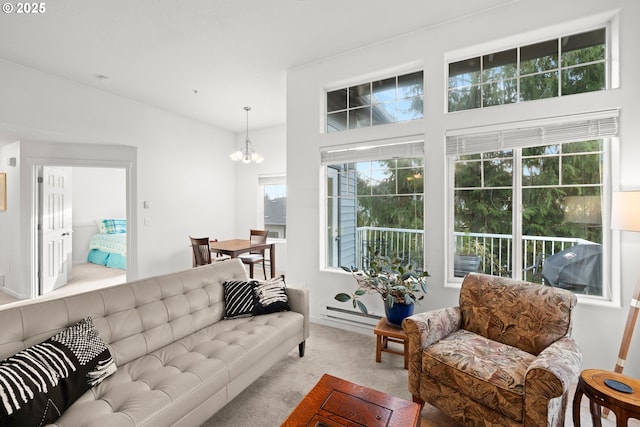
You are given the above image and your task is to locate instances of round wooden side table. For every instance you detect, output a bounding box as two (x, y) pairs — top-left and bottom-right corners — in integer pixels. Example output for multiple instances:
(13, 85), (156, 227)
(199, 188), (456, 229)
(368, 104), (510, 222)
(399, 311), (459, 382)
(573, 369), (640, 427)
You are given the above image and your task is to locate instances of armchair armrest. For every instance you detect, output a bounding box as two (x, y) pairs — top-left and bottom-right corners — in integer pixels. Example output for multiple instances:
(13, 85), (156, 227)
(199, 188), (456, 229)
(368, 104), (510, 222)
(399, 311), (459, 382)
(286, 286), (310, 340)
(402, 307), (462, 349)
(524, 337), (581, 425)
(525, 336), (582, 399)
(402, 307), (461, 396)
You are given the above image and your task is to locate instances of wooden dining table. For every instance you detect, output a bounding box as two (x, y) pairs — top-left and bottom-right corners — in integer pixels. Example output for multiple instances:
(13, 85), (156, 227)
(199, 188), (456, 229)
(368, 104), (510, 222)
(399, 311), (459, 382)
(209, 239), (276, 278)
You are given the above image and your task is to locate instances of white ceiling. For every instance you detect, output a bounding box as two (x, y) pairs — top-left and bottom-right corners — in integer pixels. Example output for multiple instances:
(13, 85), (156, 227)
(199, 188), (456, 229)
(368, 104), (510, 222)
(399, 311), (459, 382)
(0, 0), (516, 133)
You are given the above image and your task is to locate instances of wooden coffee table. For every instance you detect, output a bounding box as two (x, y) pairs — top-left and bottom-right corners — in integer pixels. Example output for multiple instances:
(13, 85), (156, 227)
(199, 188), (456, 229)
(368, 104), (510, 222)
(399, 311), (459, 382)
(281, 374), (420, 427)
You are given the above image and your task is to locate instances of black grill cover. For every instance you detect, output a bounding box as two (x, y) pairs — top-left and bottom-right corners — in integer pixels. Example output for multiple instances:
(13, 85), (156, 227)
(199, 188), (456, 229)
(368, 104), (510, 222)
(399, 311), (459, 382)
(541, 244), (602, 294)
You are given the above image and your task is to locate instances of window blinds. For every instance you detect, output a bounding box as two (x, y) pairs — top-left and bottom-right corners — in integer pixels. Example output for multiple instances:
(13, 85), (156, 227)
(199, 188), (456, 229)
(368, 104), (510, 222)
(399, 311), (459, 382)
(320, 135), (424, 165)
(258, 175), (285, 185)
(445, 109), (619, 156)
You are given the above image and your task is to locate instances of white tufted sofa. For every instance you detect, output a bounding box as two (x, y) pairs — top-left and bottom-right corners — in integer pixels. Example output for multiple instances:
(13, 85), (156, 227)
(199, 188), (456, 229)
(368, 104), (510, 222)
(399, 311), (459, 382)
(0, 258), (309, 427)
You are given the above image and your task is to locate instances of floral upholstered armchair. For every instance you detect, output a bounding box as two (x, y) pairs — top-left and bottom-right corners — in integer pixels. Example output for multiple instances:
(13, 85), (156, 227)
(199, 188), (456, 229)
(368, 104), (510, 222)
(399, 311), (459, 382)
(402, 273), (582, 426)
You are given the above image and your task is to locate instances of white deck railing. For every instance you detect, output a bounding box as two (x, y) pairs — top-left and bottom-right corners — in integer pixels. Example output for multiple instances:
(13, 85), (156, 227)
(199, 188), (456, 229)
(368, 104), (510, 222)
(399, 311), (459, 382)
(356, 227), (594, 277)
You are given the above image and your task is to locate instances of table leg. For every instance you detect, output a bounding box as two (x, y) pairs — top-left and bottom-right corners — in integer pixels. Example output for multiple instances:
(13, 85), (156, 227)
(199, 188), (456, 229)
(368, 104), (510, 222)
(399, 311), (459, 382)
(403, 339), (408, 369)
(589, 400), (603, 427)
(269, 244), (276, 278)
(375, 334), (382, 363)
(573, 386), (583, 427)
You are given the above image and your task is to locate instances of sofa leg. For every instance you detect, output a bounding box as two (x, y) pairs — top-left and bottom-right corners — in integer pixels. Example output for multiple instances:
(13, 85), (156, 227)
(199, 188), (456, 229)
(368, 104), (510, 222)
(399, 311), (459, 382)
(412, 395), (425, 409)
(298, 341), (306, 357)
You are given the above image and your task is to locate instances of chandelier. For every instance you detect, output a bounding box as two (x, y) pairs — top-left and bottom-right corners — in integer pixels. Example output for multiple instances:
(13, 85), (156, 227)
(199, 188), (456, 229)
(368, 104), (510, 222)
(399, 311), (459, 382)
(230, 106), (264, 164)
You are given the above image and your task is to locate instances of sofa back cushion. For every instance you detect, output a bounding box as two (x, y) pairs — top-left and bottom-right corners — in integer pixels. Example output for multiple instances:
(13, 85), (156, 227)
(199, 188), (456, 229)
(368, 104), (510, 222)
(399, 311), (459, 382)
(459, 273), (577, 355)
(0, 259), (249, 367)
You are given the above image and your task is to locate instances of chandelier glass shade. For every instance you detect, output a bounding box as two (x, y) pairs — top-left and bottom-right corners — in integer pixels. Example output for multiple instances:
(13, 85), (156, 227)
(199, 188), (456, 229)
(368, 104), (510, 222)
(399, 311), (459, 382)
(230, 106), (263, 164)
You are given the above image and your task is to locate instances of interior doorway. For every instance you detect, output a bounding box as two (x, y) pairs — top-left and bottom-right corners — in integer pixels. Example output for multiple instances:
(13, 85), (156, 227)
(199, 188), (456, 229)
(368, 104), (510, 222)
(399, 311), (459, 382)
(37, 165), (128, 296)
(22, 142), (137, 300)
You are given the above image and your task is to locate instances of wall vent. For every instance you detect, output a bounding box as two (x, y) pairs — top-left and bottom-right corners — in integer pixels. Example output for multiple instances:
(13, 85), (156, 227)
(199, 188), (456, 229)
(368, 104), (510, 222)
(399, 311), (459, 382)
(325, 305), (381, 327)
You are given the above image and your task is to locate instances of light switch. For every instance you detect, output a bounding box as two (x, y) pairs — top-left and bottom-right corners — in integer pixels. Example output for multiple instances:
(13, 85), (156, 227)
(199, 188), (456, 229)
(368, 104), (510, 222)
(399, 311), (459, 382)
(143, 201), (150, 209)
(144, 217), (151, 226)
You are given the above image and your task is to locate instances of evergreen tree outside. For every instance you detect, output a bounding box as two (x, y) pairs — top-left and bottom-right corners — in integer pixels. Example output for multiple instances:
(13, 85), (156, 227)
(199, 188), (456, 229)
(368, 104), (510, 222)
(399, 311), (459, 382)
(327, 158), (425, 270)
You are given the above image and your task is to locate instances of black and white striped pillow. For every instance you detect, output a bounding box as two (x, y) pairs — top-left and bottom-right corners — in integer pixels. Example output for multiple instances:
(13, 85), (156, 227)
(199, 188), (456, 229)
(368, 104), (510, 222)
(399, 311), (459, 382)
(0, 317), (116, 426)
(223, 280), (257, 319)
(254, 275), (290, 315)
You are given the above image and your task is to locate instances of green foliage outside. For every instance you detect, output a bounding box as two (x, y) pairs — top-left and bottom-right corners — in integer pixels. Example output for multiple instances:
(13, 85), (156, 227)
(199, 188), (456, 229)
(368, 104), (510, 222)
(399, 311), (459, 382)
(354, 158), (424, 266)
(454, 140), (604, 279)
(448, 29), (606, 111)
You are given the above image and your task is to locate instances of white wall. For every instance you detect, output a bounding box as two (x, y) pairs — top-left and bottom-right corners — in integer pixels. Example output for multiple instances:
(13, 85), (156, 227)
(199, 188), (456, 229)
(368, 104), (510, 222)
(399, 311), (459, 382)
(0, 59), (238, 296)
(233, 124), (288, 274)
(0, 142), (21, 289)
(286, 0), (640, 376)
(72, 167), (127, 263)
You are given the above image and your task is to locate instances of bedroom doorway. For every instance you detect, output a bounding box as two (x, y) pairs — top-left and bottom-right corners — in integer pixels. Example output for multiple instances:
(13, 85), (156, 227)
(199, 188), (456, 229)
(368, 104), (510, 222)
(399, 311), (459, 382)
(37, 165), (128, 296)
(23, 142), (137, 301)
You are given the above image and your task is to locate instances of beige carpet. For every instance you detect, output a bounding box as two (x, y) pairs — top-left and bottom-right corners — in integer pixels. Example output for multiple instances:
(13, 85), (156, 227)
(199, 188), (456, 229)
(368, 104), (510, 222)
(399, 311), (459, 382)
(202, 323), (629, 427)
(0, 262), (126, 307)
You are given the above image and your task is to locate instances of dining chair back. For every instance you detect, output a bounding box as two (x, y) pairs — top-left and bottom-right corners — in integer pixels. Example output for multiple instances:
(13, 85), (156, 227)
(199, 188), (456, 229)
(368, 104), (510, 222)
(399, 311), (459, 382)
(239, 229), (269, 278)
(190, 236), (212, 267)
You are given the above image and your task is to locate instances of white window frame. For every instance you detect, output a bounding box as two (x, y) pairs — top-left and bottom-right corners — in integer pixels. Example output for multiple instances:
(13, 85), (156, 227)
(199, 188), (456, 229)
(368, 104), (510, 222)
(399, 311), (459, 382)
(320, 136), (425, 271)
(325, 70), (424, 133)
(445, 110), (619, 305)
(443, 12), (620, 113)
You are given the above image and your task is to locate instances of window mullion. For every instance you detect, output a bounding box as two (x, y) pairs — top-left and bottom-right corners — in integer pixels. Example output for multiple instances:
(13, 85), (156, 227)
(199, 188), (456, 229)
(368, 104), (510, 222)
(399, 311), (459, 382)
(512, 149), (524, 280)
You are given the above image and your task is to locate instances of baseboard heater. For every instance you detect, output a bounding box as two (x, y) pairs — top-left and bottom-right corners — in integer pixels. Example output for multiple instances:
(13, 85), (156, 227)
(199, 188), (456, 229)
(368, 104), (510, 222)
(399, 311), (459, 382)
(325, 305), (381, 327)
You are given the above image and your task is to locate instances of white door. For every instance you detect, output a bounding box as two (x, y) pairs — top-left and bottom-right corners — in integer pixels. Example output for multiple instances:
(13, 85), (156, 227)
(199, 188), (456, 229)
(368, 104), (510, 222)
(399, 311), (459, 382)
(40, 166), (73, 295)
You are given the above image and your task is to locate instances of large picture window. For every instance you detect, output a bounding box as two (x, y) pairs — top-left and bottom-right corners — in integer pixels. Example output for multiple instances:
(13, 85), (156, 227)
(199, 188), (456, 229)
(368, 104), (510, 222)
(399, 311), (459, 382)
(448, 28), (607, 112)
(322, 140), (424, 270)
(447, 112), (618, 298)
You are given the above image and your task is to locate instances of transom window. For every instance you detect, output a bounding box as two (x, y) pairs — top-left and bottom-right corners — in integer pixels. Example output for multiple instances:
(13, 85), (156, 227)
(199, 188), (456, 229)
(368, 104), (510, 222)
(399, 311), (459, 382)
(448, 28), (607, 112)
(326, 71), (424, 133)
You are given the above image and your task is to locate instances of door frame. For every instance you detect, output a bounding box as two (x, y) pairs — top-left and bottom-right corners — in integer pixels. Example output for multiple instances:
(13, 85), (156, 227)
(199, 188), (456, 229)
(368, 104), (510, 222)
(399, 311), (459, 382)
(22, 142), (137, 299)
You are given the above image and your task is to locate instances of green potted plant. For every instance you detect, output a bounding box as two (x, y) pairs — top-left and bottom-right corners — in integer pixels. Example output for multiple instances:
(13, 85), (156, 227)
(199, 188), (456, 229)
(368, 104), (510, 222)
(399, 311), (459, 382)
(334, 251), (429, 327)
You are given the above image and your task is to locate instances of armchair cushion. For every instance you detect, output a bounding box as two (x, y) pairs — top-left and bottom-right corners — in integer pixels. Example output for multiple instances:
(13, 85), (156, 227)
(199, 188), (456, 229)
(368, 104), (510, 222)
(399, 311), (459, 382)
(459, 273), (576, 355)
(424, 329), (536, 421)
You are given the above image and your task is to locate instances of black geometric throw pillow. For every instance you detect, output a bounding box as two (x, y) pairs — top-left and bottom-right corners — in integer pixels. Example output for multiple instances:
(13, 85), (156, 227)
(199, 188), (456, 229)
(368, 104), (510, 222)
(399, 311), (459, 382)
(253, 275), (290, 315)
(0, 317), (116, 427)
(223, 280), (257, 319)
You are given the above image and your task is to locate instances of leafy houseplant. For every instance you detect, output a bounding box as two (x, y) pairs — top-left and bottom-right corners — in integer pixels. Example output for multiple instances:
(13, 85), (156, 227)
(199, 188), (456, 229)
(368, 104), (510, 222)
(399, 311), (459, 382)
(334, 251), (429, 320)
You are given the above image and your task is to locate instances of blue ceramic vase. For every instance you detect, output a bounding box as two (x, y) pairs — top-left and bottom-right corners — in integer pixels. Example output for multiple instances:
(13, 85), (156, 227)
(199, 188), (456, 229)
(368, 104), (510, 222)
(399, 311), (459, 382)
(384, 301), (415, 328)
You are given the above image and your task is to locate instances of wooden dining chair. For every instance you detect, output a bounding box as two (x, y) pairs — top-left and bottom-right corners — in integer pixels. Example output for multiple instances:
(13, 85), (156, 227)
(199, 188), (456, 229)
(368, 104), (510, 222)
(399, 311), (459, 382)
(239, 229), (269, 279)
(190, 237), (230, 267)
(190, 236), (212, 267)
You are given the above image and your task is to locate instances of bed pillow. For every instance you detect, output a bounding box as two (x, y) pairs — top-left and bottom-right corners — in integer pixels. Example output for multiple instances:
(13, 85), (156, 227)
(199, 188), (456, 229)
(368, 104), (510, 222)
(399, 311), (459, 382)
(223, 280), (257, 319)
(253, 275), (290, 315)
(0, 317), (116, 427)
(102, 219), (126, 234)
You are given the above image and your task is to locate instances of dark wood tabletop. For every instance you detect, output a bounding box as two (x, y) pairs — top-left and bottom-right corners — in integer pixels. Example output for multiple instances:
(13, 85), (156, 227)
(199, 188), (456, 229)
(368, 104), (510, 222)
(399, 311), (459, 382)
(281, 373), (420, 427)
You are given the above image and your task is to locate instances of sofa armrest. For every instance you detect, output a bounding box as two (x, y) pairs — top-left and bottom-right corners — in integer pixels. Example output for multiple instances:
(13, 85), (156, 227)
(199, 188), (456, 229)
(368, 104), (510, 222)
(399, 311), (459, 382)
(402, 307), (461, 397)
(286, 286), (310, 340)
